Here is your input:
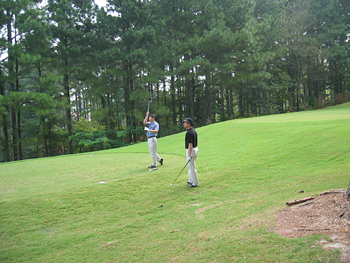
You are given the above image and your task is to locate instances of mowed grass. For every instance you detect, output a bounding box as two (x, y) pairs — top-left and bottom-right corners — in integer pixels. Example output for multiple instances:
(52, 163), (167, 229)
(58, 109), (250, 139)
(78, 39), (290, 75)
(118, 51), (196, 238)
(1, 103), (350, 262)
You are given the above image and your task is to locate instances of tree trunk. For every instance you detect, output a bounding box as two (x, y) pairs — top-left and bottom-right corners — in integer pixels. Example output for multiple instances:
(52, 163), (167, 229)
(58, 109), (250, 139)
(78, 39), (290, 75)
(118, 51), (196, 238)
(0, 67), (10, 162)
(190, 74), (195, 124)
(307, 56), (314, 105)
(14, 24), (23, 160)
(123, 60), (131, 142)
(43, 117), (49, 157)
(170, 65), (176, 125)
(230, 87), (234, 119)
(129, 64), (137, 143)
(177, 80), (182, 124)
(48, 122), (52, 156)
(239, 81), (244, 117)
(225, 88), (231, 120)
(203, 72), (209, 126)
(252, 86), (257, 116)
(63, 62), (73, 154)
(16, 57), (23, 160)
(339, 73), (343, 94)
(11, 107), (18, 160)
(123, 61), (130, 126)
(208, 73), (212, 123)
(2, 115), (10, 161)
(220, 86), (225, 120)
(163, 79), (169, 128)
(38, 61), (49, 157)
(7, 11), (18, 161)
(184, 55), (194, 122)
(316, 56), (320, 102)
(76, 88), (81, 121)
(17, 111), (22, 160)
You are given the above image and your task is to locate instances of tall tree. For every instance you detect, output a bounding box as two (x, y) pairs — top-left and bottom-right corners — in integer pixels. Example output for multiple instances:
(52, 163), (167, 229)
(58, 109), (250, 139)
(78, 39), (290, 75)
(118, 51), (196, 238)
(46, 0), (97, 153)
(106, 0), (155, 142)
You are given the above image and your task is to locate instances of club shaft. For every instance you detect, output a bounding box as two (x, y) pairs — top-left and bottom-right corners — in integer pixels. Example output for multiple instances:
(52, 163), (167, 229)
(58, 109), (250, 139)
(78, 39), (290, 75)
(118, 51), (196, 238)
(171, 158), (191, 185)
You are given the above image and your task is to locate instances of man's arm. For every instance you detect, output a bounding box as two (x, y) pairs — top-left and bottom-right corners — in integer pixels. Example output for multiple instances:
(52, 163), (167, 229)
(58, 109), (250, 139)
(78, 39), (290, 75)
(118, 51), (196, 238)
(143, 111), (149, 125)
(188, 143), (193, 157)
(148, 122), (159, 133)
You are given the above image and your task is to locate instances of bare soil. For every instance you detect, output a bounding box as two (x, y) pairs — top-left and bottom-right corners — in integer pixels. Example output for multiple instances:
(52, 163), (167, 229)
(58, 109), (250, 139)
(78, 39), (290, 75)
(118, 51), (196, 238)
(273, 190), (350, 262)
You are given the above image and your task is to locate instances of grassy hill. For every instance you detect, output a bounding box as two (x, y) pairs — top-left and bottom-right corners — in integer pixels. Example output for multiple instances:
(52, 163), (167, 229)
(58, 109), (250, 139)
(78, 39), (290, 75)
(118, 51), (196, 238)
(1, 103), (349, 262)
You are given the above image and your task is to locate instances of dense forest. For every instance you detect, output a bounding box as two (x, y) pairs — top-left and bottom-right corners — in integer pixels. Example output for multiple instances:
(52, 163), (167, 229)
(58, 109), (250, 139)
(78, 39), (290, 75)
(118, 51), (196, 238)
(0, 0), (349, 162)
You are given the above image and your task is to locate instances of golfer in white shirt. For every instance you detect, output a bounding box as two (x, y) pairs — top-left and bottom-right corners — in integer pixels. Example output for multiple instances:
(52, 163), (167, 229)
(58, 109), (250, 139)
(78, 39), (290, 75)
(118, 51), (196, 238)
(143, 112), (163, 168)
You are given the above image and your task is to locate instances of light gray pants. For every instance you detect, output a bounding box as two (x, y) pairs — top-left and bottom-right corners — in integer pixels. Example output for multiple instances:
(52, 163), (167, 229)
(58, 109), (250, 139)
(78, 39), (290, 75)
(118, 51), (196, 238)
(187, 147), (199, 186)
(148, 137), (161, 166)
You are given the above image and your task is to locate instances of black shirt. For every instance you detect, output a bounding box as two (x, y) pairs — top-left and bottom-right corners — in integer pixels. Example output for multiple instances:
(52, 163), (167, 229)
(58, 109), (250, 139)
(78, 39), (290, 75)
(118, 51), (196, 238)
(185, 127), (198, 149)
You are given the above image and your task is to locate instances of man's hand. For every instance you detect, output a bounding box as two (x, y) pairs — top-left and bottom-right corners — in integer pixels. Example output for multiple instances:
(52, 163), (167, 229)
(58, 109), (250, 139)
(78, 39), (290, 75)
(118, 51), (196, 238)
(144, 127), (150, 131)
(143, 113), (149, 125)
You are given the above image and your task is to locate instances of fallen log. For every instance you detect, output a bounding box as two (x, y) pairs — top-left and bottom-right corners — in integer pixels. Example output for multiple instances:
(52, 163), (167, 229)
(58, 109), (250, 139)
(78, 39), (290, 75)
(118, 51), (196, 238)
(286, 197), (315, 206)
(320, 190), (346, 196)
(297, 228), (331, 231)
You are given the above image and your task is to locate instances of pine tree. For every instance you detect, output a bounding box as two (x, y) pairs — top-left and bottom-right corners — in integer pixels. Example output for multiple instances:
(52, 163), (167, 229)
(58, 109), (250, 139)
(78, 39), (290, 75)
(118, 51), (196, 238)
(106, 0), (155, 142)
(46, 0), (98, 153)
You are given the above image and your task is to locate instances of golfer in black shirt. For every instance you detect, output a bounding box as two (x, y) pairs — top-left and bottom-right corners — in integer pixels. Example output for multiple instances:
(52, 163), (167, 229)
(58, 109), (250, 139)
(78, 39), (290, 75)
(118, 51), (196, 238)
(183, 117), (199, 187)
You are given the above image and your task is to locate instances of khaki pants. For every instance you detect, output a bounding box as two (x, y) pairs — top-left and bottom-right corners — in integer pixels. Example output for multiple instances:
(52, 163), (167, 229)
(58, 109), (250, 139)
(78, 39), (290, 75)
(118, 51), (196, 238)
(187, 147), (199, 186)
(148, 137), (161, 166)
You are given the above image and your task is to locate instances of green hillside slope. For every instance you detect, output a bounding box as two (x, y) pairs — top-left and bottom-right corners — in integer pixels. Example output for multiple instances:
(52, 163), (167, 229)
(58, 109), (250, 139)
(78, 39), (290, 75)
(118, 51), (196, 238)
(1, 103), (349, 262)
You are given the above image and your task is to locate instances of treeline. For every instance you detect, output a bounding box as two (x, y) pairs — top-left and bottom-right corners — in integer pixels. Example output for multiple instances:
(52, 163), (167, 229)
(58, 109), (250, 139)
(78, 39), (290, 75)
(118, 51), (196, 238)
(0, 0), (349, 162)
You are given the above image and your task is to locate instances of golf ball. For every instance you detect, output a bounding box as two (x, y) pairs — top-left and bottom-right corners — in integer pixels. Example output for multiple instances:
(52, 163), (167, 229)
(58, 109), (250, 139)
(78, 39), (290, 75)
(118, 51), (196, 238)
(169, 184), (172, 186)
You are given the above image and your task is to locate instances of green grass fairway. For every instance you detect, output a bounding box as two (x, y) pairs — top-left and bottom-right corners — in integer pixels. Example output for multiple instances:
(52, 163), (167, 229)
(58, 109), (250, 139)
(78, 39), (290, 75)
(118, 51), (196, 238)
(1, 103), (350, 262)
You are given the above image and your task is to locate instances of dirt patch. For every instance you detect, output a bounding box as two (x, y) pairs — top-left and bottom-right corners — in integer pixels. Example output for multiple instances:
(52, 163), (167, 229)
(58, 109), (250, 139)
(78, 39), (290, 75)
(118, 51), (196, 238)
(273, 190), (350, 262)
(195, 202), (223, 214)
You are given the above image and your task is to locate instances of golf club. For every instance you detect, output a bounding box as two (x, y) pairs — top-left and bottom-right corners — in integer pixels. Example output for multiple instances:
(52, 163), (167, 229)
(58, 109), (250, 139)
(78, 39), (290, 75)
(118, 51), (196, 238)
(147, 100), (152, 112)
(170, 157), (192, 186)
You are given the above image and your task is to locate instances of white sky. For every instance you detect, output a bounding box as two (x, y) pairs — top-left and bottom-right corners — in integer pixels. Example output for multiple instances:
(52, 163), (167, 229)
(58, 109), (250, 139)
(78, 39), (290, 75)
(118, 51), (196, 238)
(95, 0), (107, 7)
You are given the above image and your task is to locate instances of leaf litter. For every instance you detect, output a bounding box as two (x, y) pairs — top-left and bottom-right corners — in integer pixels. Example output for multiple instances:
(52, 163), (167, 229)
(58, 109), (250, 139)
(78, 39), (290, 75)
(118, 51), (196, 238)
(272, 190), (350, 262)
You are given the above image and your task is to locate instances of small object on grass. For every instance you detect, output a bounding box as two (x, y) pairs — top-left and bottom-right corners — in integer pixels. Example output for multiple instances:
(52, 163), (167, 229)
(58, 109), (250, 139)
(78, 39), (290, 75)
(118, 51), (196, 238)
(158, 205), (163, 208)
(149, 168), (158, 171)
(98, 181), (107, 184)
(298, 190), (304, 193)
(169, 184), (172, 186)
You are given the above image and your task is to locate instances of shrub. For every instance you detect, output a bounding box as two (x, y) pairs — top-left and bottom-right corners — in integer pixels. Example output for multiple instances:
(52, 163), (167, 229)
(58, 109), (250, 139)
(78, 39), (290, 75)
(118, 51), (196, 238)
(70, 130), (127, 153)
(335, 93), (349, 105)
